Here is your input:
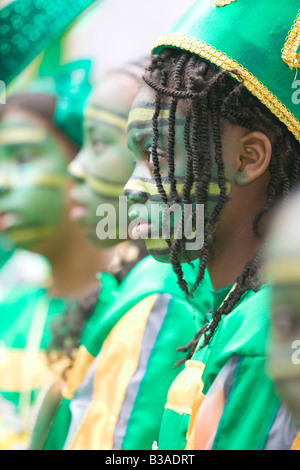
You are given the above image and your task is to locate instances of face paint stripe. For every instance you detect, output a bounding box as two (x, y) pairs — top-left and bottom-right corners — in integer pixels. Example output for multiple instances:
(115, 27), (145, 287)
(127, 119), (185, 133)
(128, 107), (170, 124)
(86, 118), (126, 135)
(130, 174), (186, 184)
(145, 238), (170, 251)
(84, 109), (127, 132)
(86, 174), (124, 198)
(127, 120), (165, 132)
(124, 179), (230, 198)
(0, 174), (66, 190)
(33, 174), (66, 188)
(130, 101), (171, 111)
(86, 104), (128, 120)
(7, 225), (56, 243)
(0, 128), (46, 145)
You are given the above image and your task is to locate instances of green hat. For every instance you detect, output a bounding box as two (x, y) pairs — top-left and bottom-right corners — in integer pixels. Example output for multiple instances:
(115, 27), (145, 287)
(152, 0), (300, 143)
(0, 0), (99, 85)
(20, 59), (92, 146)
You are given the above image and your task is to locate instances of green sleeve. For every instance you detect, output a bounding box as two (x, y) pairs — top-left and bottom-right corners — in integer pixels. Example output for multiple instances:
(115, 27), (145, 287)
(121, 295), (198, 450)
(42, 397), (72, 450)
(212, 355), (280, 450)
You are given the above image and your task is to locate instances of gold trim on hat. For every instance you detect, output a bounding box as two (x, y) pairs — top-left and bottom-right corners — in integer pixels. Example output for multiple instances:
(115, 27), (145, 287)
(152, 33), (300, 143)
(214, 0), (236, 6)
(282, 10), (300, 69)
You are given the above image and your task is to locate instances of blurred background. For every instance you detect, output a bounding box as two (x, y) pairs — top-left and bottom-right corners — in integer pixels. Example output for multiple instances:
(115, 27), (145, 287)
(10, 0), (195, 90)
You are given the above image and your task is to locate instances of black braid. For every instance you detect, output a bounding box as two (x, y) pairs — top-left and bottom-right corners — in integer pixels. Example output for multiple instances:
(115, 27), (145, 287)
(144, 49), (300, 360)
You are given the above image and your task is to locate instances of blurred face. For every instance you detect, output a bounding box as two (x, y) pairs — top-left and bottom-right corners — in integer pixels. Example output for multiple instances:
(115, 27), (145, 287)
(69, 73), (136, 248)
(0, 110), (68, 250)
(266, 214), (300, 427)
(125, 83), (231, 263)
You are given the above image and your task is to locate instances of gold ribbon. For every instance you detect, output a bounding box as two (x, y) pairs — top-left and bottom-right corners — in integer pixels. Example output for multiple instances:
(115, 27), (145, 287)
(214, 0), (236, 6)
(282, 11), (300, 69)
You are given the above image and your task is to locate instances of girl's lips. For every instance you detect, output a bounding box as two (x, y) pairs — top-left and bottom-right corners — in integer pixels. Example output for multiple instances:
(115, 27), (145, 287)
(130, 221), (152, 239)
(69, 205), (89, 221)
(0, 212), (20, 230)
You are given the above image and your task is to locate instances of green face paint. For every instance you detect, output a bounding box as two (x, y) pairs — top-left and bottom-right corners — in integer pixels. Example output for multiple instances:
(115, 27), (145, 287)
(0, 111), (68, 250)
(265, 198), (300, 427)
(125, 84), (231, 263)
(69, 74), (136, 248)
(267, 280), (300, 428)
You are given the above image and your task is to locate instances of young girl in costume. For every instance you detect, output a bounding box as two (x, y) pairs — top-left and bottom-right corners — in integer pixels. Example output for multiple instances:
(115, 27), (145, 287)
(124, 0), (300, 450)
(33, 62), (213, 451)
(0, 60), (115, 449)
(264, 189), (300, 448)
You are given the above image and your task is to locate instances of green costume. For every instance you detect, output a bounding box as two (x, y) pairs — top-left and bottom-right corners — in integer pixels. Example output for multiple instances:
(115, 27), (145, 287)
(31, 256), (212, 450)
(158, 285), (298, 450)
(0, 285), (64, 449)
(147, 0), (300, 450)
(0, 55), (93, 448)
(0, 281), (115, 450)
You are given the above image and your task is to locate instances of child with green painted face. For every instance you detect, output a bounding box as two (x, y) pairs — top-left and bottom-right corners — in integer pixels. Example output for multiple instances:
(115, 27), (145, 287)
(124, 0), (300, 450)
(264, 190), (300, 447)
(0, 61), (116, 449)
(68, 64), (146, 250)
(31, 62), (213, 451)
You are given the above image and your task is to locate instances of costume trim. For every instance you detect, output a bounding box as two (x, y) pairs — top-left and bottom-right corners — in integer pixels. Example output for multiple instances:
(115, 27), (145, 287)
(152, 33), (300, 143)
(282, 10), (300, 69)
(214, 0), (236, 6)
(291, 431), (300, 450)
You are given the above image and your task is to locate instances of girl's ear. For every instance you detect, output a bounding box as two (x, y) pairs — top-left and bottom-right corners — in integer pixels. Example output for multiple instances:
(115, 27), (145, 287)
(234, 132), (272, 186)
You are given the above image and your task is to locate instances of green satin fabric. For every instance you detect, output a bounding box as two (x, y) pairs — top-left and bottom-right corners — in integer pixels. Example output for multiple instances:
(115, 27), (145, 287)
(153, 0), (300, 136)
(0, 0), (98, 85)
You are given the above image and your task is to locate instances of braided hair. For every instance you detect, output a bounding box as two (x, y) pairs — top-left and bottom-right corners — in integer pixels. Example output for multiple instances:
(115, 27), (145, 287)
(144, 49), (300, 360)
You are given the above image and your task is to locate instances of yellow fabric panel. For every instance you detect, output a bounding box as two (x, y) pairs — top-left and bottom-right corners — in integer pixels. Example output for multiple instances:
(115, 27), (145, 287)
(291, 431), (300, 450)
(62, 345), (94, 400)
(165, 360), (205, 415)
(68, 294), (158, 450)
(163, 360), (206, 450)
(0, 349), (58, 392)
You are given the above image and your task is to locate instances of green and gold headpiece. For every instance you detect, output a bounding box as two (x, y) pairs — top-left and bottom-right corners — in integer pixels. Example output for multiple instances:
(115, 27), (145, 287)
(0, 0), (99, 85)
(152, 0), (300, 142)
(19, 59), (92, 146)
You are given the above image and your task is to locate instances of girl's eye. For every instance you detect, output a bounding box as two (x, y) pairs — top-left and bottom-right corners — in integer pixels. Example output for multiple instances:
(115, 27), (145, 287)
(273, 305), (300, 339)
(16, 149), (34, 164)
(92, 139), (106, 153)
